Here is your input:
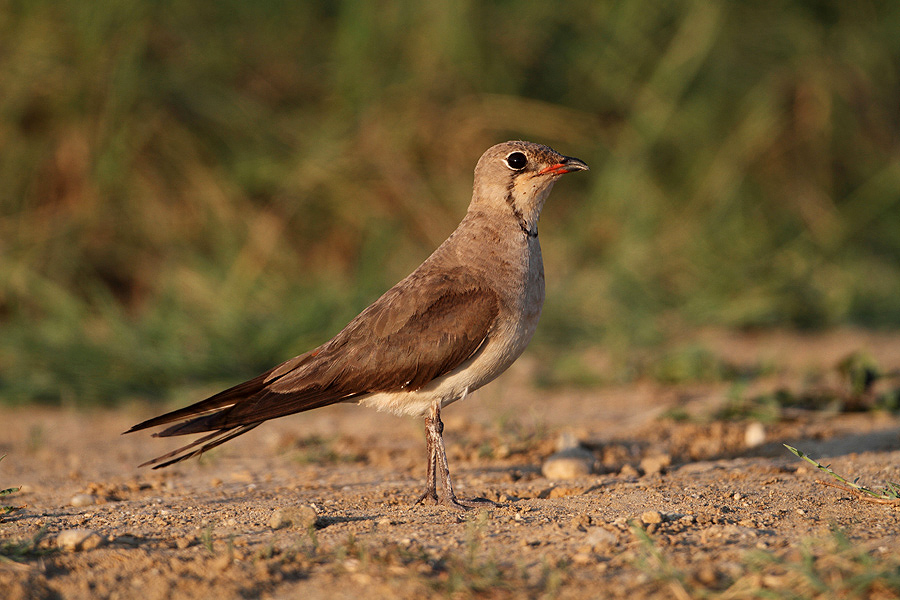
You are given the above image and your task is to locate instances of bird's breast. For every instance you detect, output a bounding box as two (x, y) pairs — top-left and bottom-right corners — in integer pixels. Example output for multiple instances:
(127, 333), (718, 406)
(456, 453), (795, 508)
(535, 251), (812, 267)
(451, 233), (545, 394)
(359, 233), (545, 418)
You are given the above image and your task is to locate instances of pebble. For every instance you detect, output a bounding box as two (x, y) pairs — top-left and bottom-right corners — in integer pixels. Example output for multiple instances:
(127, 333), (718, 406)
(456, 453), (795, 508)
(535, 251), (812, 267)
(571, 513), (592, 530)
(584, 527), (617, 548)
(639, 454), (671, 476)
(548, 485), (584, 498)
(619, 464), (640, 478)
(641, 511), (663, 525)
(745, 422), (766, 447)
(542, 447), (594, 480)
(571, 552), (592, 564)
(70, 494), (97, 507)
(57, 529), (103, 552)
(269, 505), (318, 530)
(696, 565), (719, 585)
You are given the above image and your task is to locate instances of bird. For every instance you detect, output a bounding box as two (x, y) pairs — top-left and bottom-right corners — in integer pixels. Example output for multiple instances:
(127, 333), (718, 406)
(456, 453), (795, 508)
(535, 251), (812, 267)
(126, 140), (588, 509)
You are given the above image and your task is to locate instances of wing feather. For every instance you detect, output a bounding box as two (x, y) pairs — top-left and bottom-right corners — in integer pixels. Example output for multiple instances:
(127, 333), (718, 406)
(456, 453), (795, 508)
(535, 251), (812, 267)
(188, 270), (499, 429)
(126, 266), (500, 468)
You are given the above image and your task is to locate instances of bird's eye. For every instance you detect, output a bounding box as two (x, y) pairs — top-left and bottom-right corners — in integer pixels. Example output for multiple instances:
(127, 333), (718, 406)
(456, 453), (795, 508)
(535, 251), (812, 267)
(505, 151), (527, 171)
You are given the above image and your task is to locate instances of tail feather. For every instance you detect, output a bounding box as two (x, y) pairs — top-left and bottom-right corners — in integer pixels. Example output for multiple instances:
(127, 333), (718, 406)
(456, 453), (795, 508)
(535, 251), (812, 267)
(124, 371), (273, 434)
(125, 353), (329, 469)
(139, 424), (261, 469)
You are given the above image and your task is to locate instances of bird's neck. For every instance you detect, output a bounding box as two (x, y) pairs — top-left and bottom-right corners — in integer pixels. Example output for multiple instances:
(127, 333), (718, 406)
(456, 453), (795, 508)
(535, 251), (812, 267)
(507, 182), (556, 239)
(457, 206), (541, 245)
(443, 208), (543, 284)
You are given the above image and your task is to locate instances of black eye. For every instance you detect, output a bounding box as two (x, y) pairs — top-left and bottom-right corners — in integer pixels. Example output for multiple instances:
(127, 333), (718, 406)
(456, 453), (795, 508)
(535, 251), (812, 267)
(505, 151), (527, 170)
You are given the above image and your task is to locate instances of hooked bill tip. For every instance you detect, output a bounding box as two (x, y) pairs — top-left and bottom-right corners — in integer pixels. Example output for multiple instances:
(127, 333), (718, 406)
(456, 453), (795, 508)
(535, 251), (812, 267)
(562, 156), (589, 172)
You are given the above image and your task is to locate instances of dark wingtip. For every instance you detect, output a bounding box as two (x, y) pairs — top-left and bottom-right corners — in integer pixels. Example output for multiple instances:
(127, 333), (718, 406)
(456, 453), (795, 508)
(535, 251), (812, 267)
(124, 414), (172, 435)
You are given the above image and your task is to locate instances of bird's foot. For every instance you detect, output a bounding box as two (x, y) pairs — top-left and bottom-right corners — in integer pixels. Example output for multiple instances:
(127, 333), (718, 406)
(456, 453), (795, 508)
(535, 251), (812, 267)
(414, 488), (440, 506)
(444, 495), (501, 510)
(415, 491), (501, 510)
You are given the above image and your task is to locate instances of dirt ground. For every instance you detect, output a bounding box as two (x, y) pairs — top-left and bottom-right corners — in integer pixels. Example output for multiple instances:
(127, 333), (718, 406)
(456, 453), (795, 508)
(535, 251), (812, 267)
(2, 329), (900, 599)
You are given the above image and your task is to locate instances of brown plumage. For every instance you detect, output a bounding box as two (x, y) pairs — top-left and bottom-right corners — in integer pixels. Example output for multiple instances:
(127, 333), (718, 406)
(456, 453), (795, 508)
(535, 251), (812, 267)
(126, 140), (588, 508)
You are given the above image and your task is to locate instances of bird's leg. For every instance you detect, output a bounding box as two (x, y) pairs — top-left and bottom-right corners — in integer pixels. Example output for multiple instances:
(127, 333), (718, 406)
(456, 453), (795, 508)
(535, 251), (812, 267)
(415, 407), (440, 505)
(416, 400), (499, 510)
(431, 404), (461, 507)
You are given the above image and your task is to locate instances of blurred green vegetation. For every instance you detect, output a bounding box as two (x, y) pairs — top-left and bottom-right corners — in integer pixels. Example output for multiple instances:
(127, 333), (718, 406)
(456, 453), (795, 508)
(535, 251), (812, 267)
(1, 1), (899, 405)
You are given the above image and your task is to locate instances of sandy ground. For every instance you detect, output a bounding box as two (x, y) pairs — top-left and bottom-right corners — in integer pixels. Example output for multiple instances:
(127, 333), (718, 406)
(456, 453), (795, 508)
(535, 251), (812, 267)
(2, 329), (900, 599)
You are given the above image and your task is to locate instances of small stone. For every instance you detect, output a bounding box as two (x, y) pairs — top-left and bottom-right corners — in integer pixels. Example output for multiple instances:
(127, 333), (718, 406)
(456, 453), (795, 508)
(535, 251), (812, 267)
(57, 529), (103, 552)
(269, 505), (318, 530)
(571, 552), (592, 565)
(696, 565), (719, 585)
(584, 527), (617, 548)
(269, 509), (289, 530)
(542, 447), (594, 480)
(619, 464), (639, 478)
(641, 511), (663, 525)
(744, 422), (766, 447)
(571, 513), (592, 530)
(639, 454), (671, 476)
(549, 486), (584, 498)
(70, 494), (97, 507)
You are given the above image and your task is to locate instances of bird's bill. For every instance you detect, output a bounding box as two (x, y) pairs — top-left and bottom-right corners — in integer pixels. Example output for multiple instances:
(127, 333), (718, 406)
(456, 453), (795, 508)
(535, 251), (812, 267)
(538, 156), (590, 175)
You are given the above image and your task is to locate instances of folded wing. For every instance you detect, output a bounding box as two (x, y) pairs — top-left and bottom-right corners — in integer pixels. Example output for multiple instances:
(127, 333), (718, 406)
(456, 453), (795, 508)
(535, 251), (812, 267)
(126, 267), (499, 468)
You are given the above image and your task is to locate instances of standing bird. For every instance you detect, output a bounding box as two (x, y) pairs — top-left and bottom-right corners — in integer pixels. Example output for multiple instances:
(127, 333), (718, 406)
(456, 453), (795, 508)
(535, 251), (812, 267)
(127, 141), (588, 509)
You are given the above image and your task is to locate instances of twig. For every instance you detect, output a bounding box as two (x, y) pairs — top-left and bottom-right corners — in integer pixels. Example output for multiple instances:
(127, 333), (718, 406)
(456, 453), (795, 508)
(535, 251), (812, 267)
(815, 479), (900, 505)
(785, 444), (900, 501)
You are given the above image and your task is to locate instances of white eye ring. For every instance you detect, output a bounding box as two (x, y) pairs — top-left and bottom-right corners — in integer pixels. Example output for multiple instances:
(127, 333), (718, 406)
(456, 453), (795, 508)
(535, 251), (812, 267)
(505, 151), (528, 171)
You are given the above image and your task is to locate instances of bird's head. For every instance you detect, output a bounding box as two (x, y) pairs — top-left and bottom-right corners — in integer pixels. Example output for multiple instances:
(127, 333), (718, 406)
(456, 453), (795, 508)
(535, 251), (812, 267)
(471, 141), (588, 236)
